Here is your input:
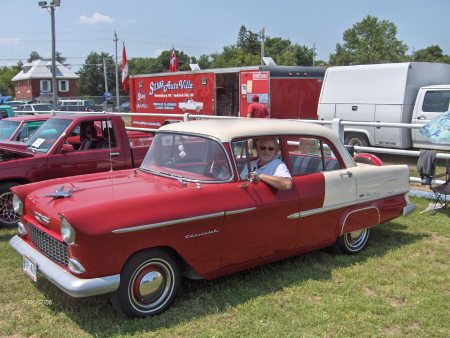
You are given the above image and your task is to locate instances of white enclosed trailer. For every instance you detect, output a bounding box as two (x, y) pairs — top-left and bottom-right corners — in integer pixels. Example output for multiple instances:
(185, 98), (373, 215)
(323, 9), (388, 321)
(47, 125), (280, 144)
(318, 62), (450, 149)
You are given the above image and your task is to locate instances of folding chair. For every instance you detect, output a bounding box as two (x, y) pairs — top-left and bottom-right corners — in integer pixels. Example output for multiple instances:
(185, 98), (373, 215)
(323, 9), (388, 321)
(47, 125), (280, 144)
(430, 159), (450, 215)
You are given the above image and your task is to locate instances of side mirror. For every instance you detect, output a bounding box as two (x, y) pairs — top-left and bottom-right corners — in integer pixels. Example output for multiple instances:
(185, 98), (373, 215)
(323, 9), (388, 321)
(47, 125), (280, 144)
(61, 143), (74, 153)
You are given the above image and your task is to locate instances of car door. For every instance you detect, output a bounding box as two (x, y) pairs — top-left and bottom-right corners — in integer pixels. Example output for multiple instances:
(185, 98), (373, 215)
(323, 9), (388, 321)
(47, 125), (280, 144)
(219, 138), (298, 269)
(46, 119), (128, 178)
(286, 136), (356, 248)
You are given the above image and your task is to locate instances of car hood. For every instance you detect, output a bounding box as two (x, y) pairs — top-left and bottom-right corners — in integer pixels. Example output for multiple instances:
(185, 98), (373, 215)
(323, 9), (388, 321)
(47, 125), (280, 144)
(0, 141), (34, 158)
(23, 169), (223, 235)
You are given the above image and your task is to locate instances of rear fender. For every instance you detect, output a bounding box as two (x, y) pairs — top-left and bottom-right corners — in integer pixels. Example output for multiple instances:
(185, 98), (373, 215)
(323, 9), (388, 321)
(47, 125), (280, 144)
(339, 206), (380, 235)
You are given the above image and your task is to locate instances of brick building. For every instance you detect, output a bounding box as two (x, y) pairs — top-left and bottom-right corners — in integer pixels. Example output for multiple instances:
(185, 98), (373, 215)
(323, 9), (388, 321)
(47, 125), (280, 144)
(11, 60), (79, 102)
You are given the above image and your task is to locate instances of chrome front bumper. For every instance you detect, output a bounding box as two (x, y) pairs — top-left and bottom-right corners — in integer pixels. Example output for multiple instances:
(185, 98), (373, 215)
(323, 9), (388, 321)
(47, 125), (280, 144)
(9, 235), (120, 298)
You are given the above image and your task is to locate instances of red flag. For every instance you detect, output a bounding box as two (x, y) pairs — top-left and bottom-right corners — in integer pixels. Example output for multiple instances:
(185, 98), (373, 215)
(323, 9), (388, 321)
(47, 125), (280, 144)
(169, 47), (177, 72)
(121, 43), (129, 93)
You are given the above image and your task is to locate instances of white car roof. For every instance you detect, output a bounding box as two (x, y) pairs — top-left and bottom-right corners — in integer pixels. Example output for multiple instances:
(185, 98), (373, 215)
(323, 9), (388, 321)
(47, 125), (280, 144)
(160, 119), (356, 168)
(160, 118), (336, 142)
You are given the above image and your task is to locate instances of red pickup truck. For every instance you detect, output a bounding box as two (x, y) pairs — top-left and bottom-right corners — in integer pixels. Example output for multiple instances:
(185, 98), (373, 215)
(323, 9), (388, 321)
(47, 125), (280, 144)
(0, 113), (152, 227)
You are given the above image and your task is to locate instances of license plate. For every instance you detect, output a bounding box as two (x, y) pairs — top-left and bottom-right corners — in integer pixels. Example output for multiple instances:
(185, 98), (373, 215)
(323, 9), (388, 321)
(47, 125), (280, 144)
(23, 256), (37, 282)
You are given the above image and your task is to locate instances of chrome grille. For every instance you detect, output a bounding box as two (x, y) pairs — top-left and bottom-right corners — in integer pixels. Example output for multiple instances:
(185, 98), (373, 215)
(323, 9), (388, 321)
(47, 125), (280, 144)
(28, 223), (68, 267)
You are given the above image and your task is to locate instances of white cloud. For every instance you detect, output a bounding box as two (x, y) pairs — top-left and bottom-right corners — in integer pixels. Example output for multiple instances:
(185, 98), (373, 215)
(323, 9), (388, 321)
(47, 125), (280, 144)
(79, 12), (114, 25)
(0, 37), (20, 46)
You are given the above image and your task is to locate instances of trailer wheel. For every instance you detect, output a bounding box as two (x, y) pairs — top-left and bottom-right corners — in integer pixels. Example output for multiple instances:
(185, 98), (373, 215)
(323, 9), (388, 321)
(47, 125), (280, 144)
(344, 133), (369, 147)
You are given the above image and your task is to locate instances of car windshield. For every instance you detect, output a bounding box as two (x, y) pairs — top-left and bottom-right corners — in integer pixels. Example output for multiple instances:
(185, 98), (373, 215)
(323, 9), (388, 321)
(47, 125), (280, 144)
(140, 133), (232, 182)
(25, 118), (71, 153)
(0, 120), (20, 140)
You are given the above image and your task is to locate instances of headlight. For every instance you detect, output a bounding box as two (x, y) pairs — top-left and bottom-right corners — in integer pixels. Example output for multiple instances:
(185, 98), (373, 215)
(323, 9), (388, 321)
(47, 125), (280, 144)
(12, 194), (23, 215)
(60, 215), (76, 245)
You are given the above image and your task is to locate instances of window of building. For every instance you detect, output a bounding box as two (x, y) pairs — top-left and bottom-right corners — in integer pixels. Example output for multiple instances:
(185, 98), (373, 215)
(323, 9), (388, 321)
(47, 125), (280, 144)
(58, 80), (69, 92)
(40, 80), (51, 92)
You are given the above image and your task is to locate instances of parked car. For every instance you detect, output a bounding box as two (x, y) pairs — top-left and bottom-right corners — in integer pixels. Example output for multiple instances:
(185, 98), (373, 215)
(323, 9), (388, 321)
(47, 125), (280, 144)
(0, 105), (15, 119)
(18, 103), (56, 113)
(116, 101), (130, 112)
(9, 119), (414, 318)
(0, 115), (49, 142)
(0, 113), (153, 227)
(3, 100), (33, 111)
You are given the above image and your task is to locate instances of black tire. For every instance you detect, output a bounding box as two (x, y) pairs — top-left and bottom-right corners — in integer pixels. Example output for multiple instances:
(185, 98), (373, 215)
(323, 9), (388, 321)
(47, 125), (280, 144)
(344, 133), (369, 147)
(115, 249), (181, 318)
(0, 182), (20, 228)
(333, 228), (370, 254)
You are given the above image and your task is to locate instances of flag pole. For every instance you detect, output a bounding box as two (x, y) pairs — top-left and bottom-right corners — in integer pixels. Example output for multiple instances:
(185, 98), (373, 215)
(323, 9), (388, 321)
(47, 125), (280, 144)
(114, 31), (120, 109)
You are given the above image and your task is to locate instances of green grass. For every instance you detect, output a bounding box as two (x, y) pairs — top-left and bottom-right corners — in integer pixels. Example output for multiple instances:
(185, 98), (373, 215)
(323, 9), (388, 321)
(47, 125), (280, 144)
(0, 197), (448, 337)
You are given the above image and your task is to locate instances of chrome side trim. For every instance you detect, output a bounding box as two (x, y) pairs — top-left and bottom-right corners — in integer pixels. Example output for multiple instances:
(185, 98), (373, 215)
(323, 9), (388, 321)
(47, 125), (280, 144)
(340, 206), (380, 235)
(225, 207), (256, 216)
(287, 213), (300, 220)
(112, 211), (225, 234)
(9, 235), (119, 298)
(293, 191), (407, 219)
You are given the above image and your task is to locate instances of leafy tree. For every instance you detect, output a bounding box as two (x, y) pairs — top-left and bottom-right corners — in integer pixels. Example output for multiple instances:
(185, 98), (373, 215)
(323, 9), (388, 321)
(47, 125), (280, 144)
(27, 51), (42, 62)
(0, 66), (19, 96)
(197, 54), (212, 69)
(77, 52), (116, 96)
(412, 45), (450, 64)
(330, 15), (408, 65)
(236, 26), (260, 55)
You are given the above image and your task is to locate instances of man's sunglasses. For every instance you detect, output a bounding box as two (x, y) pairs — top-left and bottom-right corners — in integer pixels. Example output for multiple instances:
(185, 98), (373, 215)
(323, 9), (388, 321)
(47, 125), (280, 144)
(258, 146), (275, 151)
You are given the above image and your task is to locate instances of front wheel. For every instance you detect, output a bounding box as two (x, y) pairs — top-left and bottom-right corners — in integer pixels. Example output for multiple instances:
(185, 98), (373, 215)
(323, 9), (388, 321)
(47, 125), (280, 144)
(115, 249), (181, 318)
(333, 228), (371, 254)
(0, 182), (20, 228)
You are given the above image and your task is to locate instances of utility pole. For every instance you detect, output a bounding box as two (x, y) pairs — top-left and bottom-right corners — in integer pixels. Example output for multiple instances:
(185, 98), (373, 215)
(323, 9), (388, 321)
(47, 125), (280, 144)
(103, 58), (108, 93)
(114, 32), (120, 108)
(312, 43), (316, 67)
(39, 0), (60, 106)
(260, 27), (265, 65)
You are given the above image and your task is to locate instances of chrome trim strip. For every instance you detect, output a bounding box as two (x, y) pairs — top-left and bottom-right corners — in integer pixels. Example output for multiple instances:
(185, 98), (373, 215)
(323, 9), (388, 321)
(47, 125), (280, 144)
(340, 206), (380, 235)
(225, 207), (256, 216)
(112, 211), (225, 234)
(9, 235), (119, 298)
(287, 191), (407, 220)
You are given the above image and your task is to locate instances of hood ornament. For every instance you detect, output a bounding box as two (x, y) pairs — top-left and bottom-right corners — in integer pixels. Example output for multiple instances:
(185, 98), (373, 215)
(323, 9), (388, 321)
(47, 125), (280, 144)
(44, 185), (81, 200)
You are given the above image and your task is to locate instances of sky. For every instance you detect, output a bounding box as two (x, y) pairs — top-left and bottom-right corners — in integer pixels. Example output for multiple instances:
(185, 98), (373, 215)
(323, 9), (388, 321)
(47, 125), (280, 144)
(1, 0), (449, 71)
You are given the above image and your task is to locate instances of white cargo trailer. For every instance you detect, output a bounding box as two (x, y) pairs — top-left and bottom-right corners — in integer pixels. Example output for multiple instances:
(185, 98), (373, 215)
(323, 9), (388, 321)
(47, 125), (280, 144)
(318, 62), (450, 149)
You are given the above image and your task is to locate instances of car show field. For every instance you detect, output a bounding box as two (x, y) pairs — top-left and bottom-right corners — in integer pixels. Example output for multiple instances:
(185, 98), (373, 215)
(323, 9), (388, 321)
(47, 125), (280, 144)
(0, 196), (448, 336)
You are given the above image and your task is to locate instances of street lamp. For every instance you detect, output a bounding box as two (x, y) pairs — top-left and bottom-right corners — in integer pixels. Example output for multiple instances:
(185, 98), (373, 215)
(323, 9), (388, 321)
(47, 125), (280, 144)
(38, 0), (60, 106)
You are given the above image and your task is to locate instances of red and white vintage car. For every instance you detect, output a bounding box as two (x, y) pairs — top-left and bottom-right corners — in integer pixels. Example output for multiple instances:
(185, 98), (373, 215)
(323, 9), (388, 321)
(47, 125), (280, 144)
(9, 119), (414, 318)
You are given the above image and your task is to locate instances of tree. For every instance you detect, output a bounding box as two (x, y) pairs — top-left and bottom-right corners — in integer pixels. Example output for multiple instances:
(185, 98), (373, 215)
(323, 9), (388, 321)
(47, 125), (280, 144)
(0, 66), (19, 96)
(27, 51), (42, 62)
(329, 15), (408, 65)
(412, 45), (450, 64)
(77, 52), (116, 96)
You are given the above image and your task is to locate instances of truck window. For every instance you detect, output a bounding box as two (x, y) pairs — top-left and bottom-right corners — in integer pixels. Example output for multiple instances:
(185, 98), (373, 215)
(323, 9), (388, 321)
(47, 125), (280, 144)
(422, 90), (450, 112)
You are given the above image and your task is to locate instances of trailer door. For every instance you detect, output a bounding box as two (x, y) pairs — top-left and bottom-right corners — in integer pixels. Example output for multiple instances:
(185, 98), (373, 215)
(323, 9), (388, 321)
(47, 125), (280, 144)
(239, 71), (270, 118)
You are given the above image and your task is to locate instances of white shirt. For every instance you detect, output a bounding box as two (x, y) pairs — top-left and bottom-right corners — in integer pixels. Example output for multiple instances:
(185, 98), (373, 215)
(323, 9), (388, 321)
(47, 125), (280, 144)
(241, 158), (291, 180)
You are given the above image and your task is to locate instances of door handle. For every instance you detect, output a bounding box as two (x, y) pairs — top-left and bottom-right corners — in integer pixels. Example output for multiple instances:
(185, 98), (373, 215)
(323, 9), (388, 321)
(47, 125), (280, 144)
(110, 152), (120, 156)
(340, 171), (353, 178)
(417, 116), (426, 120)
(239, 182), (249, 189)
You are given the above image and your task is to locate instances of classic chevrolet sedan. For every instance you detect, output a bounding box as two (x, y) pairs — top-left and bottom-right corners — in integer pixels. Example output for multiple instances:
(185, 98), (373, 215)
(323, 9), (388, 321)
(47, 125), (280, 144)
(9, 119), (414, 318)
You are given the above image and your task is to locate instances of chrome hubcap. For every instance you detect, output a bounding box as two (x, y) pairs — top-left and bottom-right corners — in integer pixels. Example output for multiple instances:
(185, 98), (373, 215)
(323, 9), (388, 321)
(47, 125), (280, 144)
(0, 191), (19, 225)
(138, 271), (164, 300)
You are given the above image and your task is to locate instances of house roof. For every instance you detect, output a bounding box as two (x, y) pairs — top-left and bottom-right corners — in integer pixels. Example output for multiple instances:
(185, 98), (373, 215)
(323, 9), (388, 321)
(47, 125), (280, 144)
(11, 60), (79, 81)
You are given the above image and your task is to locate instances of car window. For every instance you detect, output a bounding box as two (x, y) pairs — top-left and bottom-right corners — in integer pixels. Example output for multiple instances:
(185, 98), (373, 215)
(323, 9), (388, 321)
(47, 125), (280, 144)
(0, 120), (20, 140)
(286, 136), (341, 175)
(231, 136), (283, 181)
(25, 118), (71, 153)
(141, 133), (231, 182)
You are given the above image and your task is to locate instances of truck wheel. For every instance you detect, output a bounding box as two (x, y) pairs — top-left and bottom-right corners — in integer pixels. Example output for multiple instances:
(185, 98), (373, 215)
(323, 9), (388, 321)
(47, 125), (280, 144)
(344, 133), (369, 147)
(333, 228), (370, 254)
(115, 249), (181, 318)
(0, 182), (20, 228)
